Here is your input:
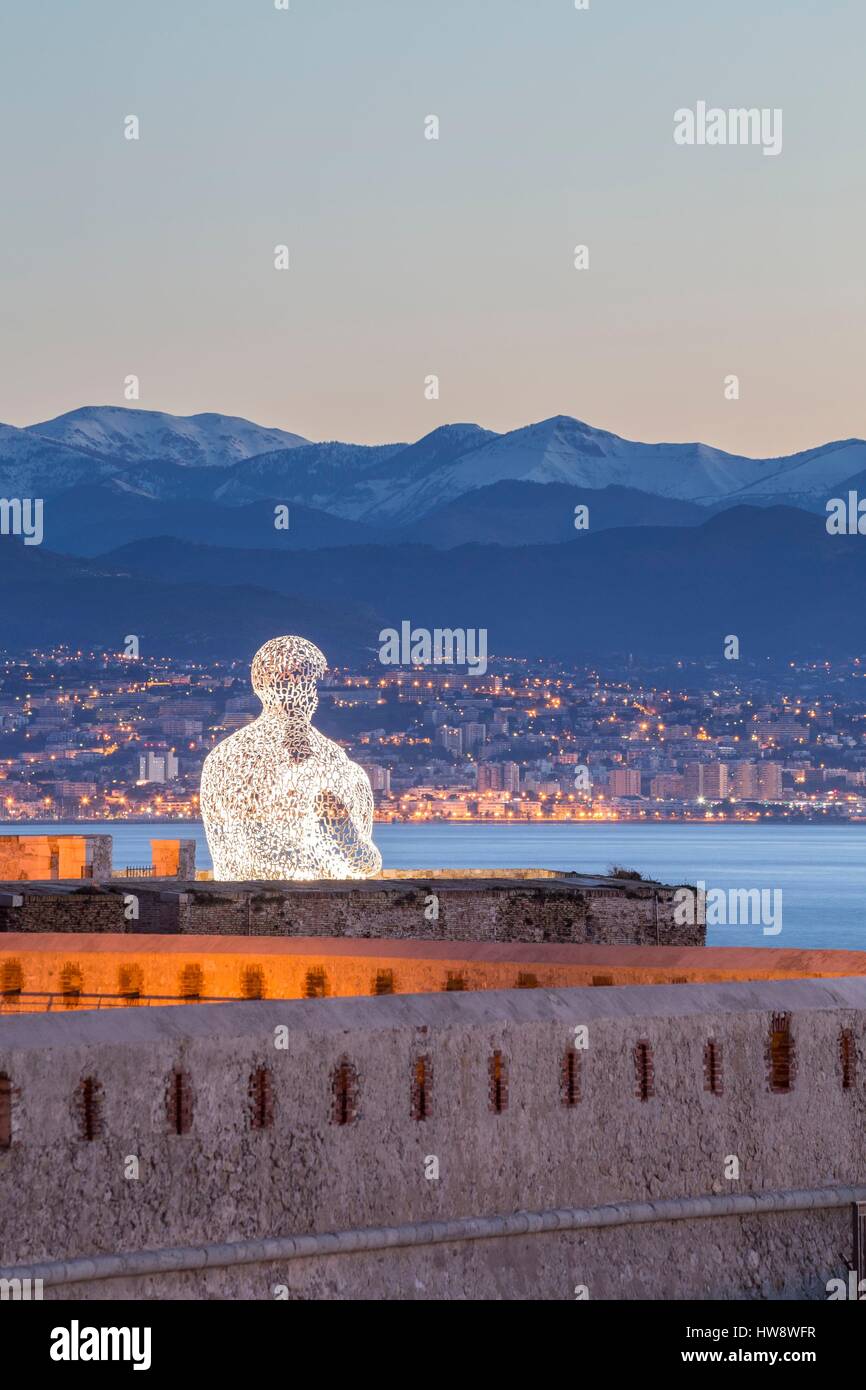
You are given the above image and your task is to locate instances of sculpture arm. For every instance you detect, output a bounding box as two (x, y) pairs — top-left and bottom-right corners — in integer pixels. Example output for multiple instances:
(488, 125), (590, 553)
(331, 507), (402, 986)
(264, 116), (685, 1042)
(314, 762), (381, 877)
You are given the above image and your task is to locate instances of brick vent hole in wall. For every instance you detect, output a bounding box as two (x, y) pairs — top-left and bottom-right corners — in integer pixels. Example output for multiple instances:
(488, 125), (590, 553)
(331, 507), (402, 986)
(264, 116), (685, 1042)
(561, 1048), (581, 1106)
(516, 972), (539, 989)
(592, 975), (614, 987)
(372, 969), (395, 996)
(634, 1040), (654, 1101)
(768, 1013), (795, 1093)
(242, 966), (265, 1000)
(77, 1076), (103, 1141)
(489, 1050), (508, 1114)
(444, 972), (466, 991)
(331, 1057), (359, 1126)
(179, 964), (203, 1001)
(304, 967), (328, 999)
(703, 1040), (723, 1095)
(167, 1070), (193, 1135)
(411, 1055), (431, 1120)
(118, 964), (143, 1004)
(60, 962), (83, 1010)
(840, 1027), (857, 1090)
(249, 1066), (274, 1129)
(0, 1073), (12, 1149)
(1, 959), (23, 1001)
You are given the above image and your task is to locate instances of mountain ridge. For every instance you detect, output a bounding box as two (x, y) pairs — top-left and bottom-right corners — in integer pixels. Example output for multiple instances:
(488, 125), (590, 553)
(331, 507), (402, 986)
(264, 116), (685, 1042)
(27, 405), (307, 469)
(2, 405), (863, 541)
(70, 504), (862, 661)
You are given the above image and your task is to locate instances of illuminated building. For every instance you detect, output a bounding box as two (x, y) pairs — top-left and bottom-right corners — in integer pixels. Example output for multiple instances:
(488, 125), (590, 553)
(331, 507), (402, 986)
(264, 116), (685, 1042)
(757, 763), (783, 799)
(138, 750), (179, 784)
(609, 768), (641, 797)
(702, 763), (728, 799)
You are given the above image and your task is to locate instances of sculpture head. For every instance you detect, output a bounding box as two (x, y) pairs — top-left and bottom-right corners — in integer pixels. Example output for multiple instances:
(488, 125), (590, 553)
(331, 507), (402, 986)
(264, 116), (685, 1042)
(251, 636), (327, 718)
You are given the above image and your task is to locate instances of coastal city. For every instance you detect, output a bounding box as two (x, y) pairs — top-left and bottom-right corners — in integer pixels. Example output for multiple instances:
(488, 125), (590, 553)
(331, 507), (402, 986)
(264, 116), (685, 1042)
(2, 645), (866, 824)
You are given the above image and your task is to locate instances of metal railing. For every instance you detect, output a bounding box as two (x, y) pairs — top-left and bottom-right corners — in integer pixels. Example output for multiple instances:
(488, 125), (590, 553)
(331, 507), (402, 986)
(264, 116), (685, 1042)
(0, 990), (242, 1013)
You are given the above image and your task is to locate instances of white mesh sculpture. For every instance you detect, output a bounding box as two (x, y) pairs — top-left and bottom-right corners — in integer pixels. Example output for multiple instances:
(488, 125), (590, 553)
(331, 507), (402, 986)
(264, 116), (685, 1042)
(200, 636), (382, 880)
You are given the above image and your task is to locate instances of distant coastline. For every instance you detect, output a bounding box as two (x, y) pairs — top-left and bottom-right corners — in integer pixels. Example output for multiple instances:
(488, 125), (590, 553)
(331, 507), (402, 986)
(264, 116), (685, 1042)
(1, 812), (861, 827)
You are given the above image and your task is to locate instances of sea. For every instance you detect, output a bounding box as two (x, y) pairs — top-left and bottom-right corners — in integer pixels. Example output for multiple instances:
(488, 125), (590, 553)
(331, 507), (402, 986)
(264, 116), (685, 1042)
(2, 821), (865, 952)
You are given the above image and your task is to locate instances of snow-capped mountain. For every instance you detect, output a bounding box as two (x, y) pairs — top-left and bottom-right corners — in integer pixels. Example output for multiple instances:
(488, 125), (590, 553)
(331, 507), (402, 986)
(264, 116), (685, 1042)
(2, 407), (865, 528)
(208, 415), (866, 524)
(27, 406), (307, 469)
(360, 416), (866, 523)
(213, 439), (405, 511)
(0, 421), (124, 495)
(215, 424), (501, 517)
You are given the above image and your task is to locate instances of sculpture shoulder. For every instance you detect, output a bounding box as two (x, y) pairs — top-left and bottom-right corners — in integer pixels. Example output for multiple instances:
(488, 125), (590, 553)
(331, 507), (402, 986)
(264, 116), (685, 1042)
(202, 724), (260, 776)
(311, 728), (349, 763)
(313, 730), (368, 780)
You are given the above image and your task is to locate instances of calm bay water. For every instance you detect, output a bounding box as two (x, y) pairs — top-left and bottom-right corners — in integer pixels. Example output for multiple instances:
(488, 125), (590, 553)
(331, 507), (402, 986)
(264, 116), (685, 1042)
(4, 821), (866, 952)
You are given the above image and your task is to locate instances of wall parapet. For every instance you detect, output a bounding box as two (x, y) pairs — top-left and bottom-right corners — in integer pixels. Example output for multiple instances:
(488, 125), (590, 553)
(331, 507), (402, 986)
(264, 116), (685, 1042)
(2, 935), (866, 1012)
(0, 873), (701, 948)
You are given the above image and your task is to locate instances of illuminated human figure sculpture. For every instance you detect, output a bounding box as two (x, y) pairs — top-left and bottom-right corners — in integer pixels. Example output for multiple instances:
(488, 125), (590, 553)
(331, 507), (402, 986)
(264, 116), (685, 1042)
(201, 636), (382, 880)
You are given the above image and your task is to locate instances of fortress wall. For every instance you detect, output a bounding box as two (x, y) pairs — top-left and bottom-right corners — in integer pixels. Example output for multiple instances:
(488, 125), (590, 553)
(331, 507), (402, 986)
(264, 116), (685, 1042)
(0, 836), (85, 881)
(3, 934), (866, 1008)
(0, 878), (702, 947)
(0, 873), (702, 948)
(1, 980), (865, 1298)
(150, 840), (196, 879)
(0, 890), (125, 936)
(132, 877), (700, 948)
(0, 836), (112, 882)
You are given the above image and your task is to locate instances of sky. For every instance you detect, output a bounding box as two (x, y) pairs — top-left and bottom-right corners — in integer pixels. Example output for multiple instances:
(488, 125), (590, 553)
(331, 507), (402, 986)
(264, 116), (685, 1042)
(0, 0), (863, 456)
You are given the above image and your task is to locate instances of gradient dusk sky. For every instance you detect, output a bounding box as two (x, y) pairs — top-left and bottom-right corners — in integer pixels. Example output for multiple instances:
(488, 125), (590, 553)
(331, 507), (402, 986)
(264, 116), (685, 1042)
(0, 0), (863, 456)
